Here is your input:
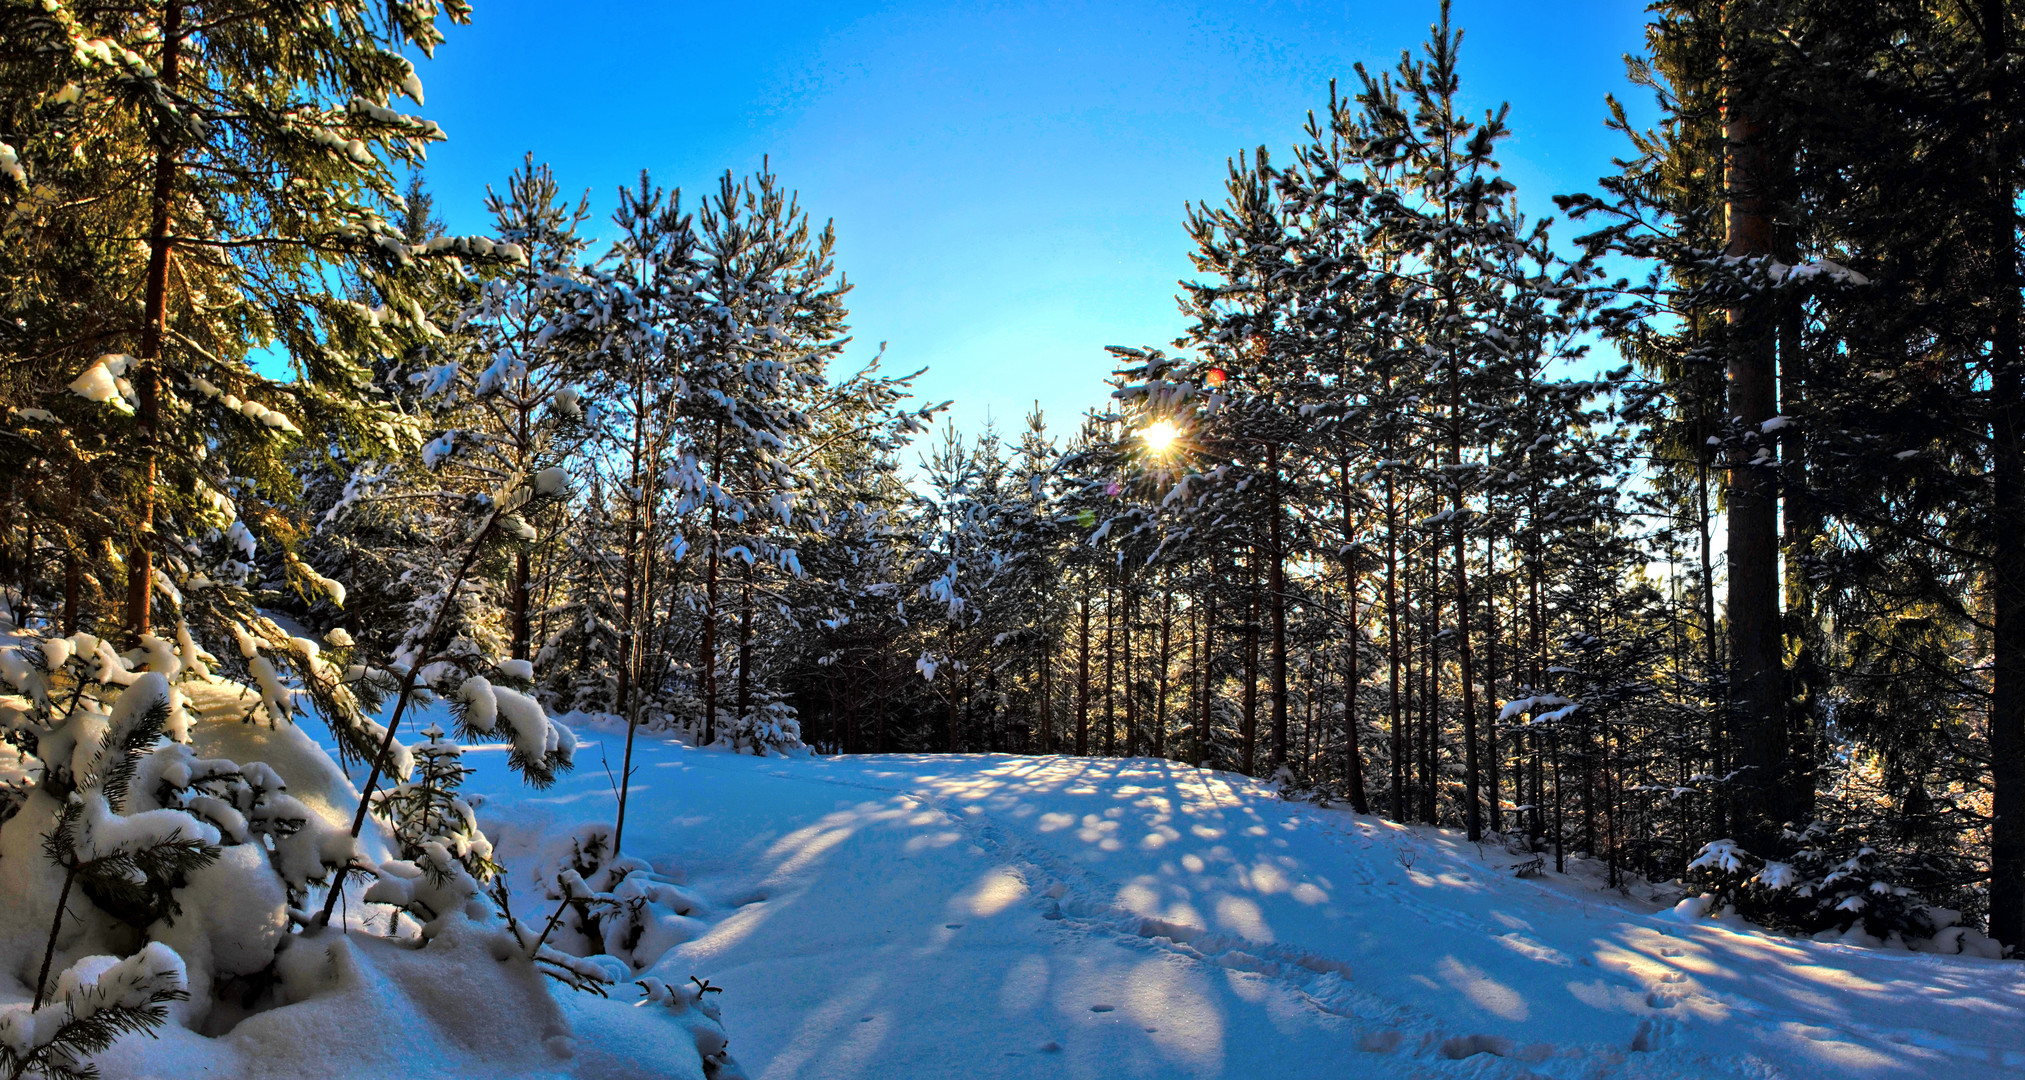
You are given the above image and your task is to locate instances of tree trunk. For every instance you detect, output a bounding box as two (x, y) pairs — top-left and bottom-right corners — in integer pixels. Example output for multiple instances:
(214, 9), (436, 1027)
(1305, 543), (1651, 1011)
(1343, 542), (1368, 815)
(1077, 573), (1091, 756)
(1778, 214), (1820, 833)
(700, 500), (722, 746)
(1039, 636), (1053, 752)
(1267, 442), (1290, 773)
(1484, 546), (1502, 835)
(18, 524), (34, 626)
(62, 547), (79, 636)
(1199, 581), (1215, 768)
(1983, 0), (2025, 949)
(1155, 578), (1172, 758)
(127, 0), (183, 643)
(1421, 546), (1439, 824)
(1722, 15), (1788, 852)
(1242, 546), (1260, 776)
(1453, 486), (1481, 841)
(1122, 560), (1137, 756)
(1104, 561), (1118, 756)
(510, 548), (531, 661)
(1339, 457), (1368, 813)
(736, 559), (754, 725)
(1386, 476), (1404, 820)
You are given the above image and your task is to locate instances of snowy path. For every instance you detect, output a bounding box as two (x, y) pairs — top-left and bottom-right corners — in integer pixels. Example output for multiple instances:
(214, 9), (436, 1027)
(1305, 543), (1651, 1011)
(466, 735), (2025, 1079)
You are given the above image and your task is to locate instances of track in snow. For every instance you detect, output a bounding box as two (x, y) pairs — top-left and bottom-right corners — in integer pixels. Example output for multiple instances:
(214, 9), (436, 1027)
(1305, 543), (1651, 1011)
(467, 736), (2025, 1079)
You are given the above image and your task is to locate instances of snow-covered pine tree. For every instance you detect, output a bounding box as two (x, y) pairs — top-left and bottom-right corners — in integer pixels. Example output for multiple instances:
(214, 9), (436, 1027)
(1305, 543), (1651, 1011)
(415, 155), (596, 665)
(579, 173), (699, 763)
(0, 0), (516, 652)
(0, 943), (189, 1080)
(667, 166), (849, 749)
(0, 627), (371, 1049)
(370, 722), (497, 881)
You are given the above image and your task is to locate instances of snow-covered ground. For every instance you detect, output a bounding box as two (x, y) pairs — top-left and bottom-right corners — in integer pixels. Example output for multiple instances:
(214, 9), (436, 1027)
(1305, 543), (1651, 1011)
(454, 727), (2025, 1080)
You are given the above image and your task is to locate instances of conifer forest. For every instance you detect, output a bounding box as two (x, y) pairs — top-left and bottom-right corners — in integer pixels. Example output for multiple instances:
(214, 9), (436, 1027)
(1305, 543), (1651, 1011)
(1, 1), (2023, 1078)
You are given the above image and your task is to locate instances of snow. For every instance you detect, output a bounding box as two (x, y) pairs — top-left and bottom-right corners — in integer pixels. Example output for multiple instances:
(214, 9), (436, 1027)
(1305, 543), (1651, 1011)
(451, 734), (2025, 1079)
(67, 354), (133, 412)
(15, 702), (2021, 1078)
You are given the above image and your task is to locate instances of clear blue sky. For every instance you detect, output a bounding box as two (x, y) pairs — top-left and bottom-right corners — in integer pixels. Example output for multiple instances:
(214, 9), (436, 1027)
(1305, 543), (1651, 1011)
(410, 0), (1656, 443)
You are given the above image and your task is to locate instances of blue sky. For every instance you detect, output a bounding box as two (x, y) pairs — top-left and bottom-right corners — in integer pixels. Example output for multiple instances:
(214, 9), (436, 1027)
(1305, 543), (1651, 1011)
(410, 0), (1657, 443)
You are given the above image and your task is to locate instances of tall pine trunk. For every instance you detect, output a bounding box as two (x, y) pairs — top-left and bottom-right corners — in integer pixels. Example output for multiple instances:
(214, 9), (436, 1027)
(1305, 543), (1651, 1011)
(1076, 573), (1091, 756)
(1122, 560), (1137, 756)
(736, 559), (754, 726)
(1198, 581), (1215, 767)
(1242, 546), (1261, 775)
(1722, 14), (1787, 851)
(1103, 562), (1117, 756)
(1386, 475), (1404, 820)
(1982, 0), (2025, 949)
(700, 493), (722, 745)
(127, 0), (183, 642)
(1155, 580), (1172, 758)
(1339, 456), (1368, 813)
(1267, 442), (1290, 773)
(1485, 535), (1502, 834)
(510, 549), (531, 660)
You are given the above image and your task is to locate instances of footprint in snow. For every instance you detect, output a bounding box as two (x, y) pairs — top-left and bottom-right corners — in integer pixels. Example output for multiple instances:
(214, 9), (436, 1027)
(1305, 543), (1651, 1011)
(1440, 1034), (1515, 1060)
(1358, 1030), (1403, 1053)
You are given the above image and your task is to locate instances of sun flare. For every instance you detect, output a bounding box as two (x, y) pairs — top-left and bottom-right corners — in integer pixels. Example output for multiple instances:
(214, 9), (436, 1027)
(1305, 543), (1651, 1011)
(1141, 419), (1179, 454)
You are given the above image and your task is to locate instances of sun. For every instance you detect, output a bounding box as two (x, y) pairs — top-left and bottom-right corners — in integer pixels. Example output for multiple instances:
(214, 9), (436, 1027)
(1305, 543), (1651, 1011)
(1141, 419), (1179, 455)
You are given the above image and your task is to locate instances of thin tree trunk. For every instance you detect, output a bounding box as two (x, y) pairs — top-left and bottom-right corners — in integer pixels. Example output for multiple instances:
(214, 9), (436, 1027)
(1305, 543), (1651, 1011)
(1242, 546), (1260, 776)
(1077, 572), (1091, 756)
(1421, 545), (1439, 824)
(1778, 211), (1820, 832)
(62, 546), (79, 636)
(1343, 538), (1369, 815)
(1267, 442), (1290, 773)
(1387, 476), (1403, 821)
(127, 0), (183, 642)
(1199, 581), (1215, 768)
(736, 559), (754, 726)
(1104, 561), (1118, 756)
(1122, 560), (1137, 756)
(1039, 636), (1053, 752)
(700, 433), (725, 747)
(1454, 498), (1481, 840)
(1155, 578), (1172, 759)
(18, 524), (34, 626)
(1484, 542), (1502, 834)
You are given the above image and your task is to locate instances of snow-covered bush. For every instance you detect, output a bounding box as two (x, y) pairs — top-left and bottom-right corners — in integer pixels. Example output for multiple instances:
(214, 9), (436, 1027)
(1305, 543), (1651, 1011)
(532, 824), (708, 970)
(0, 944), (188, 1080)
(0, 620), (363, 1062)
(1273, 763), (1349, 806)
(371, 723), (499, 881)
(1684, 823), (1940, 941)
(636, 977), (748, 1080)
(713, 692), (808, 757)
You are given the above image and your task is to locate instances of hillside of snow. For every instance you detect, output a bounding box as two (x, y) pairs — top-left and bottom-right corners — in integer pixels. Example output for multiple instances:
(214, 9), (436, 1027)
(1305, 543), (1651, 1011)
(431, 727), (2025, 1080)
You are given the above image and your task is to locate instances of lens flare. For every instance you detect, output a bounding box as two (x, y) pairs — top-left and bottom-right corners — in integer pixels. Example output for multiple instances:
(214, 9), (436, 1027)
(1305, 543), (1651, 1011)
(1141, 419), (1179, 454)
